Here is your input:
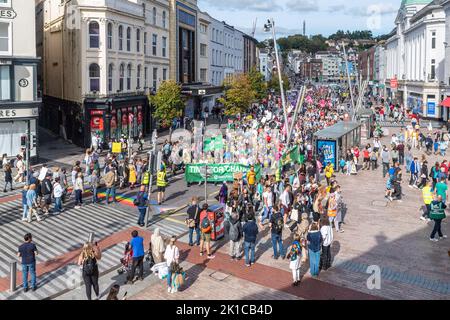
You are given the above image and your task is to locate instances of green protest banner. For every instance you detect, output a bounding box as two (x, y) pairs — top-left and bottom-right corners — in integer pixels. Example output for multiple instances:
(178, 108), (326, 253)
(185, 163), (261, 183)
(203, 135), (224, 152)
(280, 146), (304, 166)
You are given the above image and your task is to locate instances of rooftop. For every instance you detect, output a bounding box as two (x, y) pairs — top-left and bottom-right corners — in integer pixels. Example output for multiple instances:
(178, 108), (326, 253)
(314, 121), (361, 140)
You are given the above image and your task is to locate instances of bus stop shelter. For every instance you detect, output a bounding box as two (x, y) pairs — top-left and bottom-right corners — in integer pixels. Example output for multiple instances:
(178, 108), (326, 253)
(313, 121), (361, 168)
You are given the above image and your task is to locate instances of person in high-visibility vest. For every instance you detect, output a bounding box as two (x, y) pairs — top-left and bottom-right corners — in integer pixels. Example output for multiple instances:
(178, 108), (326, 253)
(327, 190), (338, 228)
(421, 180), (433, 221)
(156, 164), (168, 205)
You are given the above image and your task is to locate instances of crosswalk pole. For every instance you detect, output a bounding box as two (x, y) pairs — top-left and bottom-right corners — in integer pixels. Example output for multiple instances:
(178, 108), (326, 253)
(9, 261), (16, 292)
(88, 232), (94, 243)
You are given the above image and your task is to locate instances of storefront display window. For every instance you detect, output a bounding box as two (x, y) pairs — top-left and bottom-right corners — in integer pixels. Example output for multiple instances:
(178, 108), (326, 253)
(90, 110), (105, 144)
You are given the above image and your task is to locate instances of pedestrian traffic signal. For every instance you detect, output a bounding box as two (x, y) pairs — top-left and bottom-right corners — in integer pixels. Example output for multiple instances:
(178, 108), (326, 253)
(31, 135), (37, 150)
(20, 135), (27, 148)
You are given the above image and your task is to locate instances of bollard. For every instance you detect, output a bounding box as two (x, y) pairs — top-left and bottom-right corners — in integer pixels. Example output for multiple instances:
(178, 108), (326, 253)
(88, 232), (95, 243)
(9, 261), (16, 292)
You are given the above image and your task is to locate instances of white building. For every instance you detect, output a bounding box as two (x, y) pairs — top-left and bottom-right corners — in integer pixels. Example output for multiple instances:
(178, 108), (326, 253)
(374, 45), (387, 95)
(315, 51), (342, 82)
(385, 0), (446, 119)
(0, 0), (40, 158)
(197, 11), (210, 84)
(259, 49), (271, 81)
(40, 0), (170, 147)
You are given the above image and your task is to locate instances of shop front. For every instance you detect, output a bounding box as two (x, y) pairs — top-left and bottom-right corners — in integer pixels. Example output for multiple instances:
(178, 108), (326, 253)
(84, 95), (151, 148)
(0, 103), (40, 160)
(407, 92), (423, 114)
(181, 83), (223, 120)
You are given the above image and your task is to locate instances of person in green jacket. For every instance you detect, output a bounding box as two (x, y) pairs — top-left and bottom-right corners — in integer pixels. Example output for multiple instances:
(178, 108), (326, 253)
(429, 195), (448, 242)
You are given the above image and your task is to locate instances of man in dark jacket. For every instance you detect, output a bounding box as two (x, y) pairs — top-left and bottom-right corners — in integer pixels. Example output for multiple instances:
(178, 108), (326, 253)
(41, 174), (53, 214)
(225, 213), (243, 261)
(186, 197), (201, 246)
(269, 206), (286, 260)
(242, 214), (258, 267)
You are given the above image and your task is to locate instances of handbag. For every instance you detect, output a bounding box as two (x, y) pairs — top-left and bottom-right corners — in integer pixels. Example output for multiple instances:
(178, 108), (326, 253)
(185, 206), (199, 228)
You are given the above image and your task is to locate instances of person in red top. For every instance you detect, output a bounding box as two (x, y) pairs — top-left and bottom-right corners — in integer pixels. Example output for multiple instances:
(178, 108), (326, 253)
(362, 146), (370, 170)
(353, 146), (360, 166)
(199, 203), (215, 259)
(440, 160), (449, 174)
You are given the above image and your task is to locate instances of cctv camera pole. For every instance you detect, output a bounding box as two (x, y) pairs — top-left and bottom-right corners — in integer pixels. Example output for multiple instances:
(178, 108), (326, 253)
(269, 18), (289, 139)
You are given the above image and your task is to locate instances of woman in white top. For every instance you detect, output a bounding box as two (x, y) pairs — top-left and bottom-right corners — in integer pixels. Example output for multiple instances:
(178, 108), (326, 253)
(319, 219), (334, 271)
(164, 236), (180, 293)
(150, 228), (166, 263)
(74, 172), (84, 209)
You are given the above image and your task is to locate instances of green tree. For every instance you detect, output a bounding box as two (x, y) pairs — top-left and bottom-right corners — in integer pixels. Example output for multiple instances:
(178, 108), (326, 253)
(248, 67), (267, 100)
(267, 72), (290, 94)
(150, 80), (184, 127)
(219, 74), (255, 116)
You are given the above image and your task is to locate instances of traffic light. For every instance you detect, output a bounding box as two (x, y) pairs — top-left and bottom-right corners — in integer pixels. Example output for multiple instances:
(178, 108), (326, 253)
(20, 135), (27, 148)
(31, 135), (37, 150)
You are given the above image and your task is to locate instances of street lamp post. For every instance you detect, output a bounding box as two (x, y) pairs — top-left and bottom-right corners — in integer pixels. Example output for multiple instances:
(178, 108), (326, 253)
(145, 130), (157, 228)
(337, 42), (355, 114)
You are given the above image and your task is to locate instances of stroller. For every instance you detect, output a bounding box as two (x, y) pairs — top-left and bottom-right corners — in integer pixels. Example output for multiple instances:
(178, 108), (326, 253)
(117, 242), (133, 275)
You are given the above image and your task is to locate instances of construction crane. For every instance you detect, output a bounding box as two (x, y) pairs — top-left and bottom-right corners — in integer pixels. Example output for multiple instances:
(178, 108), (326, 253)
(251, 18), (257, 38)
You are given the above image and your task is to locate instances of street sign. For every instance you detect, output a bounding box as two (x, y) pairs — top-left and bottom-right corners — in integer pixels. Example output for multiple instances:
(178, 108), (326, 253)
(390, 78), (398, 89)
(198, 89), (206, 95)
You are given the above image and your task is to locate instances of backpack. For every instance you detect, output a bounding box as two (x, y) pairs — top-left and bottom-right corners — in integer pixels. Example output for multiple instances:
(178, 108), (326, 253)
(134, 193), (147, 207)
(229, 221), (240, 242)
(273, 214), (284, 233)
(201, 216), (212, 233)
(83, 257), (97, 276)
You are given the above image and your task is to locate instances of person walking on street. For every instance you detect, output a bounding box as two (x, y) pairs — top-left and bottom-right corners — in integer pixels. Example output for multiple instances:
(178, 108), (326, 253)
(421, 180), (433, 221)
(150, 228), (166, 263)
(243, 214), (259, 267)
(319, 218), (333, 271)
(269, 205), (286, 260)
(199, 203), (215, 259)
(17, 233), (38, 292)
(429, 195), (448, 242)
(3, 163), (13, 192)
(53, 177), (64, 214)
(156, 164), (168, 205)
(186, 197), (201, 246)
(74, 172), (84, 209)
(90, 170), (99, 204)
(26, 184), (41, 223)
(78, 242), (102, 300)
(21, 185), (29, 221)
(225, 212), (243, 261)
(41, 174), (53, 214)
(127, 230), (145, 284)
(307, 222), (322, 278)
(134, 185), (148, 227)
(14, 155), (25, 183)
(164, 236), (180, 293)
(286, 234), (302, 286)
(104, 164), (117, 205)
(381, 146), (390, 178)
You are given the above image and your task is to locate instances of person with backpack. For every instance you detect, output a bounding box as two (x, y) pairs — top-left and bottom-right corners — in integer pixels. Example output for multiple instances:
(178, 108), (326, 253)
(269, 204), (286, 260)
(242, 214), (259, 267)
(3, 163), (13, 192)
(127, 230), (145, 284)
(77, 241), (102, 300)
(41, 174), (53, 215)
(186, 197), (201, 246)
(199, 203), (215, 259)
(286, 234), (302, 286)
(225, 212), (243, 261)
(134, 185), (148, 227)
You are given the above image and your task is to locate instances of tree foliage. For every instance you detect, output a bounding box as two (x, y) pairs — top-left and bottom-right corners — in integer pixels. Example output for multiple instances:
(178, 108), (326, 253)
(150, 80), (184, 127)
(218, 74), (256, 116)
(248, 67), (267, 101)
(267, 72), (290, 94)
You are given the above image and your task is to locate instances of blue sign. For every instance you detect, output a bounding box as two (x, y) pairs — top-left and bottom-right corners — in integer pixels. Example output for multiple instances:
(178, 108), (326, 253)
(427, 102), (436, 116)
(317, 140), (337, 168)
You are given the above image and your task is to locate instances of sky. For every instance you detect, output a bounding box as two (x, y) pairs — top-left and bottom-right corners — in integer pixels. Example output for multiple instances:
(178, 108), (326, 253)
(197, 0), (404, 40)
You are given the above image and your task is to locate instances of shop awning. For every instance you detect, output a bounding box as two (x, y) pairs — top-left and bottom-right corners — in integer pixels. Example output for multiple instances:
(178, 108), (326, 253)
(441, 97), (450, 107)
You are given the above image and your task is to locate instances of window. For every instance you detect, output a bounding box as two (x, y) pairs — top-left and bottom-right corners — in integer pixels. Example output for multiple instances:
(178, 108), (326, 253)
(107, 23), (113, 49)
(162, 37), (167, 57)
(153, 67), (158, 89)
(137, 65), (141, 89)
(0, 0), (11, 7)
(127, 64), (132, 90)
(162, 11), (166, 28)
(126, 27), (131, 51)
(152, 34), (157, 56)
(431, 59), (436, 80)
(200, 68), (207, 82)
(200, 43), (207, 57)
(136, 29), (140, 52)
(118, 26), (123, 50)
(89, 63), (100, 92)
(153, 7), (157, 25)
(200, 23), (207, 34)
(432, 31), (436, 49)
(108, 64), (113, 92)
(144, 67), (148, 87)
(144, 32), (147, 54)
(163, 68), (167, 81)
(0, 65), (10, 100)
(119, 64), (124, 91)
(89, 21), (100, 48)
(178, 10), (195, 27)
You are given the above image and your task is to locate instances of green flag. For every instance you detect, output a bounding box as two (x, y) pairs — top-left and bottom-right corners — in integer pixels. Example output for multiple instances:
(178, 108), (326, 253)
(204, 135), (224, 152)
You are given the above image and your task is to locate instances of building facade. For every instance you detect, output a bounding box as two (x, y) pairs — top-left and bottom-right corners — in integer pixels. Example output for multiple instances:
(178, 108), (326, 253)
(40, 0), (170, 148)
(315, 51), (342, 82)
(243, 34), (258, 73)
(0, 0), (40, 158)
(385, 0), (446, 119)
(259, 49), (271, 81)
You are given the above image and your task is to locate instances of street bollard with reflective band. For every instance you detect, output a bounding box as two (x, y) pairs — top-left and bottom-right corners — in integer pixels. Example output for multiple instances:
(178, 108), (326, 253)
(10, 261), (16, 292)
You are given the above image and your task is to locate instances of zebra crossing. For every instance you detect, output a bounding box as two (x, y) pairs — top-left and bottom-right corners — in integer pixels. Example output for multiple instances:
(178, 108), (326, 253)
(0, 243), (125, 300)
(0, 180), (24, 199)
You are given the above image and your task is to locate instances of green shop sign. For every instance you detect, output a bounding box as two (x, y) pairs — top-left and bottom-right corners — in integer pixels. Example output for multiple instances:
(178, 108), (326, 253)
(185, 163), (261, 183)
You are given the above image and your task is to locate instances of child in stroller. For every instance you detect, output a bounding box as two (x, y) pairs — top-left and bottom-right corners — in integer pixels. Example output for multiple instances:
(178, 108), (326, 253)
(117, 242), (133, 275)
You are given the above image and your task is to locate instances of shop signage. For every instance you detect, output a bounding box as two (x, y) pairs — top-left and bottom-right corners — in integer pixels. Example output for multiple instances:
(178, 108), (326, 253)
(427, 102), (436, 116)
(0, 9), (17, 19)
(390, 78), (398, 89)
(112, 142), (122, 153)
(0, 107), (38, 119)
(316, 140), (337, 168)
(18, 79), (29, 88)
